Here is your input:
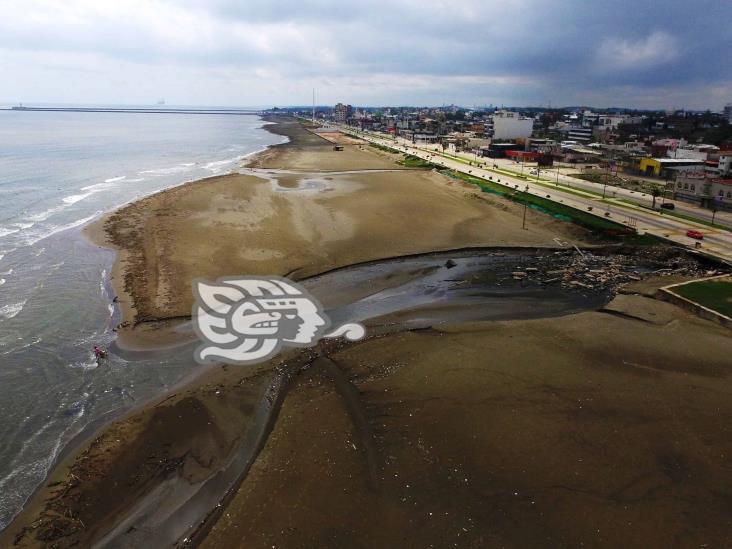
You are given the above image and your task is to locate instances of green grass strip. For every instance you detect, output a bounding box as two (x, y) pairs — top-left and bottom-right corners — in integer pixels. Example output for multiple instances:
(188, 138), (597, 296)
(673, 279), (732, 317)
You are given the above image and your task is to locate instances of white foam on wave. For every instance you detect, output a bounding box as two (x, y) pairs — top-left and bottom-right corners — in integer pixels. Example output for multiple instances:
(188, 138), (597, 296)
(203, 156), (241, 173)
(0, 336), (40, 356)
(81, 182), (114, 192)
(0, 249), (16, 263)
(105, 176), (127, 183)
(26, 204), (65, 223)
(99, 268), (107, 295)
(62, 192), (94, 205)
(0, 279), (4, 286)
(0, 222), (35, 240)
(23, 212), (100, 246)
(125, 177), (146, 183)
(69, 356), (99, 372)
(0, 227), (20, 238)
(140, 164), (196, 176)
(0, 389), (90, 526)
(0, 300), (27, 320)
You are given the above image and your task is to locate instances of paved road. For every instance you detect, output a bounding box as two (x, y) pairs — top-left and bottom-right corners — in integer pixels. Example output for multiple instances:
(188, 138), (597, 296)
(341, 128), (732, 264)
(400, 141), (732, 229)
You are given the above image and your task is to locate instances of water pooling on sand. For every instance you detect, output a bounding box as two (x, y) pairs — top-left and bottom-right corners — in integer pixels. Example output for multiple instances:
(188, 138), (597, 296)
(0, 110), (286, 530)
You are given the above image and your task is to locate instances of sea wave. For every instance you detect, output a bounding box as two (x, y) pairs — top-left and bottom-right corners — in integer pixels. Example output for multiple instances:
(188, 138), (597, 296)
(23, 211), (101, 246)
(0, 300), (27, 320)
(0, 336), (41, 356)
(140, 164), (196, 176)
(69, 357), (99, 372)
(26, 204), (66, 223)
(104, 176), (127, 183)
(0, 227), (20, 238)
(202, 156), (243, 174)
(80, 181), (116, 192)
(62, 192), (94, 205)
(0, 223), (35, 239)
(0, 249), (17, 262)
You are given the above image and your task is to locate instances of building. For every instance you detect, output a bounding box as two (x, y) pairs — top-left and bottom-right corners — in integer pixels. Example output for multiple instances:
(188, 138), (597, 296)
(638, 157), (705, 178)
(725, 103), (732, 123)
(334, 103), (348, 124)
(675, 175), (732, 211)
(480, 142), (520, 158)
(668, 144), (718, 161)
(567, 127), (593, 142)
(491, 110), (534, 140)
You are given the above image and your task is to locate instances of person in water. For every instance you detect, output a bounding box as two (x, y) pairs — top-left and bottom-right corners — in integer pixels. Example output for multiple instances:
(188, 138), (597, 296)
(93, 346), (107, 360)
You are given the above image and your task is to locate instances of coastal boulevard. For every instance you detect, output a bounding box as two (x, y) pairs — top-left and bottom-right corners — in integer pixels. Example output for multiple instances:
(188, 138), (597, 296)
(414, 143), (732, 230)
(341, 127), (732, 264)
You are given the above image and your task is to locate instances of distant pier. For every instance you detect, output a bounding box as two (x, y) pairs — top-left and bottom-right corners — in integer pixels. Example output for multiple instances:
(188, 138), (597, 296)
(4, 106), (264, 116)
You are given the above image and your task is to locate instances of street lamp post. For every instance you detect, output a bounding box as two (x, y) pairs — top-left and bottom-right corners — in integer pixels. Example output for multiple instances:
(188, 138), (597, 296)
(522, 185), (530, 230)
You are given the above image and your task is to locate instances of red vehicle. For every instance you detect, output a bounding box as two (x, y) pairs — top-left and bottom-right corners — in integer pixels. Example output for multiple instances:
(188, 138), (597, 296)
(686, 229), (704, 240)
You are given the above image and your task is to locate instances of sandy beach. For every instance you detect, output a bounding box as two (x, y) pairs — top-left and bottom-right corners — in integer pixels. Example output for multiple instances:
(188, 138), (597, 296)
(4, 116), (732, 548)
(84, 115), (589, 348)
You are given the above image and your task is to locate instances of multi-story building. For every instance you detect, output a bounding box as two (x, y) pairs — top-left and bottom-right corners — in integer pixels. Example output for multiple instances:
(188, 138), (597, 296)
(567, 127), (593, 142)
(725, 103), (732, 123)
(491, 110), (534, 140)
(334, 103), (348, 124)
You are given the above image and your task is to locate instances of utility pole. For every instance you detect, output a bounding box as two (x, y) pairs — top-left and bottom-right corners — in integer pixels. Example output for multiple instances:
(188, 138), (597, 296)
(311, 88), (315, 125)
(522, 185), (530, 230)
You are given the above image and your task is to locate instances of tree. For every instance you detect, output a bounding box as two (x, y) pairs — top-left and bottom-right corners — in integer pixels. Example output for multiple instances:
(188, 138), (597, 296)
(651, 187), (661, 209)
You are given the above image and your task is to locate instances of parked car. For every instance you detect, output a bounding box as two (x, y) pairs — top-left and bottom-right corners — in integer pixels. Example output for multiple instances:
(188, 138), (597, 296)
(660, 202), (675, 210)
(686, 229), (704, 240)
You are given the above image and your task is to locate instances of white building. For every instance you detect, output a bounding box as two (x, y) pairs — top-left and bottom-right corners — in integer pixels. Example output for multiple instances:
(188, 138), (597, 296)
(668, 144), (718, 161)
(597, 114), (630, 130)
(491, 110), (533, 140)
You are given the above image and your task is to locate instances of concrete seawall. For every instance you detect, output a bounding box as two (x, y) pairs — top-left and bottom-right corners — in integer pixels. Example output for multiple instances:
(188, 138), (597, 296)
(658, 275), (732, 329)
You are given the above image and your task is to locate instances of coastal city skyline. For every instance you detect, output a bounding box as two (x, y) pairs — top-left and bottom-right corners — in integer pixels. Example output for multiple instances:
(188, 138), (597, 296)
(1, 0), (730, 110)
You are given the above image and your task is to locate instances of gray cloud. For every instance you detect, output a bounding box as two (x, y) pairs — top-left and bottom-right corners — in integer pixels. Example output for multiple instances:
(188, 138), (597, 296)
(0, 0), (730, 109)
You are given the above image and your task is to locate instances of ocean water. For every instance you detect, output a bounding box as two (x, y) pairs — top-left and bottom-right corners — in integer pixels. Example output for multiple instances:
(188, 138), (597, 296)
(0, 109), (285, 530)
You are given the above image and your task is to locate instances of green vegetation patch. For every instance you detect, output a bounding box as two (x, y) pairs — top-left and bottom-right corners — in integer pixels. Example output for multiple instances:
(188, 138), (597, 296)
(441, 169), (658, 245)
(398, 154), (438, 169)
(673, 279), (732, 318)
(369, 142), (398, 154)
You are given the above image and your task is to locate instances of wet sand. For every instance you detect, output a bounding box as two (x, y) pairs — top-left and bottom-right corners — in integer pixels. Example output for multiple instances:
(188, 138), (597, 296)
(202, 299), (732, 549)
(5, 116), (732, 548)
(85, 115), (588, 348)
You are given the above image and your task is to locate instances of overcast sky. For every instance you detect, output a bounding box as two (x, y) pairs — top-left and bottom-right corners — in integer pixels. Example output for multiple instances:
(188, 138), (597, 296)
(1, 0), (730, 110)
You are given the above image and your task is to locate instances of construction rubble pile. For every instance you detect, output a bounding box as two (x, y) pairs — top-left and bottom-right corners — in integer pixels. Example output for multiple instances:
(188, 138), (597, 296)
(508, 248), (722, 294)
